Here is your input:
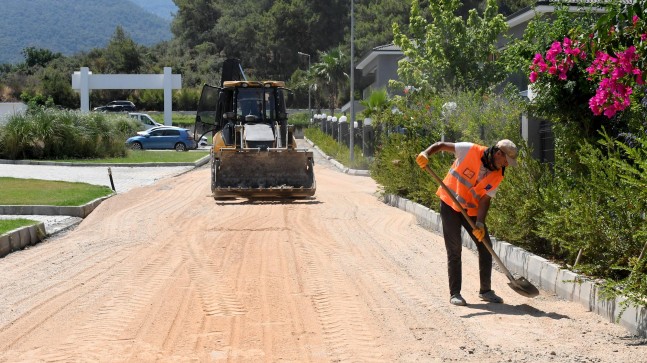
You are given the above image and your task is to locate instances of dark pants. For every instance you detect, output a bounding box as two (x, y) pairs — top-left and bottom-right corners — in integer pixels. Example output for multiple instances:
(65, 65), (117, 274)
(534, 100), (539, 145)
(440, 201), (492, 297)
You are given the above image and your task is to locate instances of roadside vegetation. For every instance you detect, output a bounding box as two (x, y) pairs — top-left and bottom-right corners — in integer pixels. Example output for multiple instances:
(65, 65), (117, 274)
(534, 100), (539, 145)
(305, 128), (370, 170)
(0, 108), (210, 162)
(149, 112), (196, 127)
(363, 0), (647, 313)
(0, 108), (138, 160)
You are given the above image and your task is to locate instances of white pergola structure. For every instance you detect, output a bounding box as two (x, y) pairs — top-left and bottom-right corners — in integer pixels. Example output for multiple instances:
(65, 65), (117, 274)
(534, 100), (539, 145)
(72, 67), (182, 126)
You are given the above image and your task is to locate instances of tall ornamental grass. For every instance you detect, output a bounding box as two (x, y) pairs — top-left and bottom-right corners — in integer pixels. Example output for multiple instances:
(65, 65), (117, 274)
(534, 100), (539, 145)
(0, 108), (139, 160)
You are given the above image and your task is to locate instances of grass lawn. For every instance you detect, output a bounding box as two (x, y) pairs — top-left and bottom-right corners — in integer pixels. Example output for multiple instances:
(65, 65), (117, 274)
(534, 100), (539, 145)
(0, 177), (113, 206)
(48, 150), (210, 164)
(150, 113), (195, 127)
(0, 219), (39, 235)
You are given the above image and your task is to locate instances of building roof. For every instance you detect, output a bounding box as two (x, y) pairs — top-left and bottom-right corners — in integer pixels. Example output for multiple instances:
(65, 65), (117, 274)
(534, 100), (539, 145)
(356, 43), (403, 70)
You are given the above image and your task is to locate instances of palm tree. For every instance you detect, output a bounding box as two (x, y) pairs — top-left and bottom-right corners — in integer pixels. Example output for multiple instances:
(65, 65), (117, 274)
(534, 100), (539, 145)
(359, 87), (390, 120)
(311, 46), (348, 116)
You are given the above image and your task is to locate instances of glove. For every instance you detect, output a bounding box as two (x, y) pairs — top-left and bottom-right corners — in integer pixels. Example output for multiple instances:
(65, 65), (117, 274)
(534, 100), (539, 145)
(416, 152), (429, 169)
(473, 221), (486, 242)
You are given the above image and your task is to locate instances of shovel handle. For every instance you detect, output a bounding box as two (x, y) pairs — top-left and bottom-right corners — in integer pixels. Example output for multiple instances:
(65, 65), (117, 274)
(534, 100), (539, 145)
(423, 165), (516, 282)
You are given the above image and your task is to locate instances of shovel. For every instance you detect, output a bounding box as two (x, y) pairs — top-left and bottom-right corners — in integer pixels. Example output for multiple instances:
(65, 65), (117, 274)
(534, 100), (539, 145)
(423, 165), (540, 298)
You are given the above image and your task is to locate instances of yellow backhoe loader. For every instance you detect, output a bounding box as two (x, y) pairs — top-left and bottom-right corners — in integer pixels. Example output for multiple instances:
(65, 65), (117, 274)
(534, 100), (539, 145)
(194, 59), (316, 199)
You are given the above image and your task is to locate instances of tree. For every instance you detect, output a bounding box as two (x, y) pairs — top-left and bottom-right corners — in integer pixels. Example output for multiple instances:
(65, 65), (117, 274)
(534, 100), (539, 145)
(266, 0), (318, 79)
(393, 0), (507, 93)
(21, 47), (62, 69)
(354, 0), (413, 57)
(105, 26), (142, 74)
(171, 0), (223, 48)
(358, 87), (390, 119)
(311, 46), (348, 115)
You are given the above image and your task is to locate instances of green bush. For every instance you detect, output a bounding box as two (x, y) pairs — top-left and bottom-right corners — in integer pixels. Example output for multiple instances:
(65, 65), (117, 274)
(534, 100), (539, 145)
(370, 132), (453, 207)
(488, 146), (555, 255)
(0, 107), (138, 159)
(138, 89), (164, 110)
(304, 127), (370, 170)
(288, 112), (312, 127)
(173, 88), (200, 110)
(535, 137), (647, 278)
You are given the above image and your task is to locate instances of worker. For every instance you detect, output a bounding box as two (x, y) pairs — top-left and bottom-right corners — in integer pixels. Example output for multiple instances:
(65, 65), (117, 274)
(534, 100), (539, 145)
(416, 139), (518, 306)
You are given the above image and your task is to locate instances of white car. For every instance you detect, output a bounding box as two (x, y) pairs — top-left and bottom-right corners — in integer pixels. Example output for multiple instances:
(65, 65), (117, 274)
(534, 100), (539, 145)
(128, 112), (163, 130)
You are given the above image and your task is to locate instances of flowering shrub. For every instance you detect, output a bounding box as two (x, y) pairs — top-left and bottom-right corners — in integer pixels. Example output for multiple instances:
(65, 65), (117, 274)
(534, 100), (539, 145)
(529, 38), (586, 83)
(529, 10), (647, 119)
(586, 46), (643, 117)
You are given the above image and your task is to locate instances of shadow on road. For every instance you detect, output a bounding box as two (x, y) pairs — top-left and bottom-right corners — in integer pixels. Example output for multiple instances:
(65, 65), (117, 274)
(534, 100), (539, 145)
(460, 303), (570, 320)
(212, 197), (322, 206)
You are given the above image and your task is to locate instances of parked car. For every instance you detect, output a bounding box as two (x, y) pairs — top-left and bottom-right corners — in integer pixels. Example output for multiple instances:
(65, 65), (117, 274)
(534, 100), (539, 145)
(136, 125), (167, 136)
(136, 126), (210, 146)
(129, 112), (162, 129)
(126, 126), (197, 151)
(93, 100), (136, 112)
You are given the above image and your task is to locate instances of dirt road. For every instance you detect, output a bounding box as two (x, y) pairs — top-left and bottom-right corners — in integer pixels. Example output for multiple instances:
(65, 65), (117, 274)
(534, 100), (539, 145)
(0, 153), (645, 362)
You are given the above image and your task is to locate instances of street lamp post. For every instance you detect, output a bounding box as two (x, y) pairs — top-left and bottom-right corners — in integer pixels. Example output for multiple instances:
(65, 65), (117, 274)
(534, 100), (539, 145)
(297, 51), (312, 119)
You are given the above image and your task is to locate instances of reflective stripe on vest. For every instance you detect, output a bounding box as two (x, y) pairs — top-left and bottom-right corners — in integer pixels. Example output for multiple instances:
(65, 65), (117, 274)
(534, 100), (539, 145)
(436, 144), (504, 216)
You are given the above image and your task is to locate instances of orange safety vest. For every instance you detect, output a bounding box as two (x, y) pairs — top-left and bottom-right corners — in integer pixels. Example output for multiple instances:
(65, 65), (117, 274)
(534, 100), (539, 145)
(436, 144), (504, 216)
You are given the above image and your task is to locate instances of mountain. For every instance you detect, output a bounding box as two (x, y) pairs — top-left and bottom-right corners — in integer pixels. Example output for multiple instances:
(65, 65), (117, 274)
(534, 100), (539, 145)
(0, 0), (172, 65)
(128, 0), (178, 20)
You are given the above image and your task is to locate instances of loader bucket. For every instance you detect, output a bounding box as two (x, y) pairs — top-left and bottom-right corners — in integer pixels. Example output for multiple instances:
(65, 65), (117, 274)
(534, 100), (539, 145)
(211, 149), (316, 199)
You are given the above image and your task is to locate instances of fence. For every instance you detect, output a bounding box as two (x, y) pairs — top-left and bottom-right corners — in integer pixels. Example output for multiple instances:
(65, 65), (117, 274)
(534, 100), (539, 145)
(311, 114), (375, 157)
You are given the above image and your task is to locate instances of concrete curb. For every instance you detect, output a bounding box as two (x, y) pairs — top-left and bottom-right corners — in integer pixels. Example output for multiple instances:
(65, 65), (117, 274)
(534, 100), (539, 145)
(383, 193), (647, 338)
(0, 154), (210, 168)
(0, 222), (47, 258)
(0, 194), (112, 259)
(0, 195), (114, 218)
(303, 137), (370, 177)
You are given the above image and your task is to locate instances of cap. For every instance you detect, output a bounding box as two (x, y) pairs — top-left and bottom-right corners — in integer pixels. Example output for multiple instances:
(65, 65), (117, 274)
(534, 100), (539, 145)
(496, 139), (518, 167)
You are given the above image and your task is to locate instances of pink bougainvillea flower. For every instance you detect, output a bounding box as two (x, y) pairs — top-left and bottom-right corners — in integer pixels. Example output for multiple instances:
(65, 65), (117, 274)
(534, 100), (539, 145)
(529, 71), (538, 83)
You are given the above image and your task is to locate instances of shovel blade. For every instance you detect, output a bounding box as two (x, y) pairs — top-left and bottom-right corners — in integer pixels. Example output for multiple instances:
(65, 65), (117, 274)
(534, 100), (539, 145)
(507, 277), (540, 298)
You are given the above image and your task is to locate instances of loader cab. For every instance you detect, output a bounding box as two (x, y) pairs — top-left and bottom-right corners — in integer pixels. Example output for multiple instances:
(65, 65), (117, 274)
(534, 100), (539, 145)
(195, 80), (291, 148)
(226, 81), (287, 124)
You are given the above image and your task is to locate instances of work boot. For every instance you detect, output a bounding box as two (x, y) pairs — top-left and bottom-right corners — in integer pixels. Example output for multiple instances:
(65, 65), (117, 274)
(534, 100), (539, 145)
(479, 290), (503, 303)
(449, 294), (467, 306)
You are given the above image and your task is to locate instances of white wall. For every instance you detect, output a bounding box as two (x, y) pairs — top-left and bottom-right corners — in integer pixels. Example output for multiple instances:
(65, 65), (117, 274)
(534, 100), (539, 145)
(0, 102), (28, 125)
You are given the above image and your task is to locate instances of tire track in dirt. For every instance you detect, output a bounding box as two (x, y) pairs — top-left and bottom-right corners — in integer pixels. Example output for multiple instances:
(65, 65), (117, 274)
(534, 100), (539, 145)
(31, 234), (183, 361)
(184, 230), (247, 317)
(48, 172), (212, 361)
(0, 241), (142, 355)
(293, 203), (386, 362)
